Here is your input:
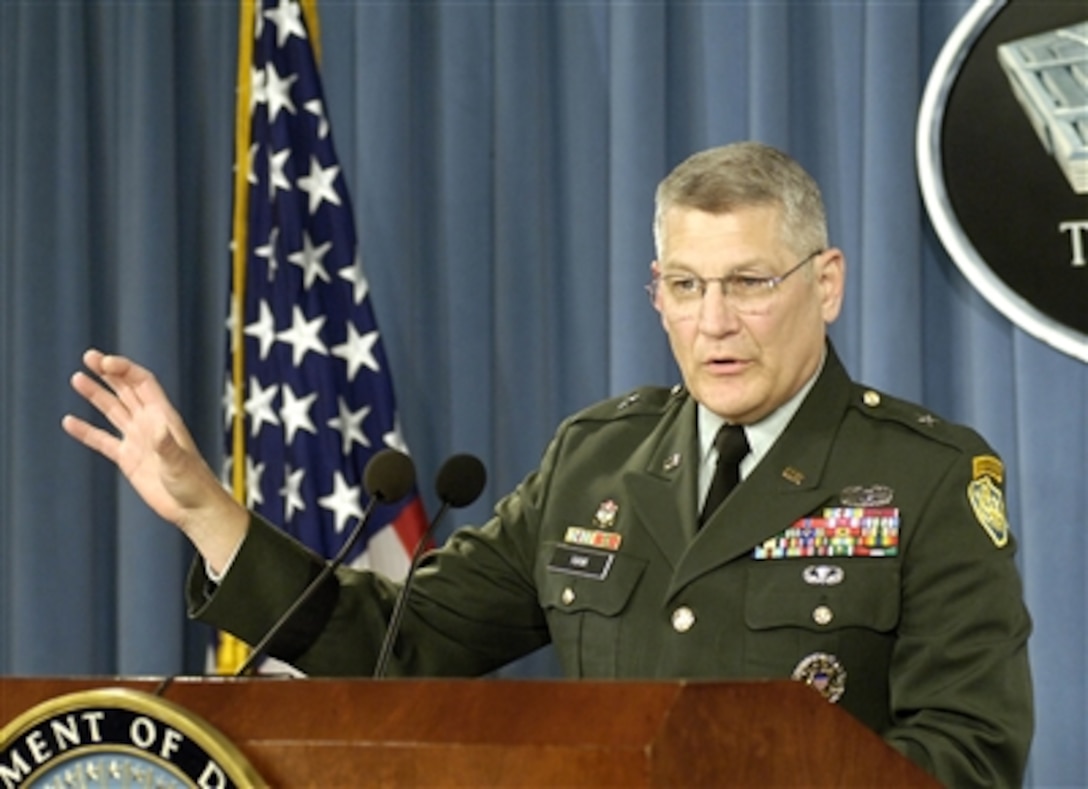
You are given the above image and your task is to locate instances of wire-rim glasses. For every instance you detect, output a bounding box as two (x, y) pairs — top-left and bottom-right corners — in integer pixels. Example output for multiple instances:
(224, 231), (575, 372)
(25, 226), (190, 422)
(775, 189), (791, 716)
(647, 249), (824, 316)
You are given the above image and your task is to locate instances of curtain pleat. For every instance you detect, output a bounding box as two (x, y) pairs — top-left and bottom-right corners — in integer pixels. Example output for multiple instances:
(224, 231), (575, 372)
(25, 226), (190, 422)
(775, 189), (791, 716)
(1, 2), (1082, 784)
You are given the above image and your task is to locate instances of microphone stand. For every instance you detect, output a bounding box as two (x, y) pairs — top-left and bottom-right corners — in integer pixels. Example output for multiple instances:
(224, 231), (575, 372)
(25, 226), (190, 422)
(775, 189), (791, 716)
(371, 502), (447, 678)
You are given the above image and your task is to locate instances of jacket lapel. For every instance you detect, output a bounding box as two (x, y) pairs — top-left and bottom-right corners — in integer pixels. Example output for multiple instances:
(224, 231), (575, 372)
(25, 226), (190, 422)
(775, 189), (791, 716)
(622, 396), (701, 569)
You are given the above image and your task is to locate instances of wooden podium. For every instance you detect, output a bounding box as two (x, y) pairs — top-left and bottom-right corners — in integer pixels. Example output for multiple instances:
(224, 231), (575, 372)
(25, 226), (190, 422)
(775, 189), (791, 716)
(2, 677), (937, 786)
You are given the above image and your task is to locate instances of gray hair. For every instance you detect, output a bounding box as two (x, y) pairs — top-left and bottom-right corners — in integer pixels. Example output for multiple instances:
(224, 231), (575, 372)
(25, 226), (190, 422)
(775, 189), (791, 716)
(653, 142), (829, 259)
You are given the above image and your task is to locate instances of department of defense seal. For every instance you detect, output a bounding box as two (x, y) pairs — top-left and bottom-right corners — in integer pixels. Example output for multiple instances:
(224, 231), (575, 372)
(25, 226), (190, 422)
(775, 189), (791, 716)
(0, 688), (262, 788)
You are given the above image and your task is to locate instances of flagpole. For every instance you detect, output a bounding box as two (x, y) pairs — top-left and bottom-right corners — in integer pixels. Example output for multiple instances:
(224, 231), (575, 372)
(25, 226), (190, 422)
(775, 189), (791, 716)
(216, 0), (258, 676)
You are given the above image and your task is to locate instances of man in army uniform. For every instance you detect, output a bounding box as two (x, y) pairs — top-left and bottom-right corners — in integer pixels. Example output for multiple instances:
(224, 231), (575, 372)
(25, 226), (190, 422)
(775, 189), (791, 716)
(63, 142), (1033, 785)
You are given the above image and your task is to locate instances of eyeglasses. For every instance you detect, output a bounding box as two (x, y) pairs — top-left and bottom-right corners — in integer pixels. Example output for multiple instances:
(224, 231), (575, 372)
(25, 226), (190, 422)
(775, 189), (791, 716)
(647, 249), (823, 316)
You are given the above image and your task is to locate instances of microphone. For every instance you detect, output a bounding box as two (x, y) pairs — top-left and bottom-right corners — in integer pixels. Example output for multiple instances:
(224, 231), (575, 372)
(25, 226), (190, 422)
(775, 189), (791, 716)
(233, 448), (416, 677)
(372, 453), (487, 678)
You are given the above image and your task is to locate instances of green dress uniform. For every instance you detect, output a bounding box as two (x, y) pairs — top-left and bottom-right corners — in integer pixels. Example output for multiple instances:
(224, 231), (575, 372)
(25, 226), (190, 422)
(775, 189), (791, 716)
(190, 345), (1033, 786)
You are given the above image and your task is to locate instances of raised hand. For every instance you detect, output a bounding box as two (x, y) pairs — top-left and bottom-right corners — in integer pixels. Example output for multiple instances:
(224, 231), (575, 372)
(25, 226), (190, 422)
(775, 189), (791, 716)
(62, 349), (247, 571)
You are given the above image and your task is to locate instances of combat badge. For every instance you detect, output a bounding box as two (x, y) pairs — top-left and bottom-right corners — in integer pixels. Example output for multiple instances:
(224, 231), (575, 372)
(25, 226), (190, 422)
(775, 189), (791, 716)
(791, 652), (847, 703)
(968, 455), (1009, 548)
(840, 484), (894, 507)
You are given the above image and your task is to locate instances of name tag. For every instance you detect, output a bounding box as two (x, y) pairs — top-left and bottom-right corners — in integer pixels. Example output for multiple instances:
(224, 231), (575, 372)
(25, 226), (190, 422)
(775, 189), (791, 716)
(547, 545), (614, 580)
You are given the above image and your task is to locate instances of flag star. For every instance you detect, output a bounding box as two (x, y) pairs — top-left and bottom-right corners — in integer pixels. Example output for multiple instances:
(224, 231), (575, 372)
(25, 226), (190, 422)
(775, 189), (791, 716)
(253, 1), (264, 41)
(244, 300), (279, 360)
(268, 146), (292, 195)
(221, 378), (237, 430)
(383, 417), (409, 453)
(339, 254), (370, 305)
(249, 65), (267, 113)
(332, 324), (381, 380)
(265, 63), (298, 121)
(244, 376), (280, 437)
(276, 305), (328, 366)
(245, 455), (267, 509)
(280, 464), (306, 522)
(225, 295), (241, 353)
(246, 142), (260, 185)
(228, 11), (428, 581)
(287, 231), (333, 289)
(297, 156), (341, 214)
(304, 98), (329, 139)
(327, 397), (371, 454)
(254, 226), (280, 280)
(264, 0), (308, 47)
(280, 383), (319, 444)
(319, 470), (364, 534)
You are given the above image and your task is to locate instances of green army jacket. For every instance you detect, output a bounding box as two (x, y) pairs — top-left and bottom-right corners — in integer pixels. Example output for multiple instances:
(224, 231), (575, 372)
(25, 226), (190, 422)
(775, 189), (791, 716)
(190, 346), (1033, 786)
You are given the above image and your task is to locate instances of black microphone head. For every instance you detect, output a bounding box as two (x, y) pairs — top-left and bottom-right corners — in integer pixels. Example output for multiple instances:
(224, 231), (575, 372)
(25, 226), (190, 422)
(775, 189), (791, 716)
(435, 454), (487, 508)
(364, 449), (416, 503)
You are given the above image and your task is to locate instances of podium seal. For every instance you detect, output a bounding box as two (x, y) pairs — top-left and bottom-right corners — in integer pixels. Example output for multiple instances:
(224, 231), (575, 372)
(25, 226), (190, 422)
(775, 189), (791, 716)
(0, 688), (263, 788)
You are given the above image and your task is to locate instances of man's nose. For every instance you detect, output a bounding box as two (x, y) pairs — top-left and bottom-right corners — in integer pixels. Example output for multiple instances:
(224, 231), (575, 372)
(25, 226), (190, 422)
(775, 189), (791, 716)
(697, 281), (743, 334)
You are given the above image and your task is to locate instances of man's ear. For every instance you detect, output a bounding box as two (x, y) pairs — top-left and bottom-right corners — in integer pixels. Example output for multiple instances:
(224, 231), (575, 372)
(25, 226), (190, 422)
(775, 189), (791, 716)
(816, 248), (845, 324)
(650, 261), (666, 320)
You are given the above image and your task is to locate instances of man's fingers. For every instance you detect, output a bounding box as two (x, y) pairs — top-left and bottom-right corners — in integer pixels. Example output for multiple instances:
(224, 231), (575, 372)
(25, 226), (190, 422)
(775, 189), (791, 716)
(81, 348), (106, 373)
(79, 351), (172, 427)
(73, 351), (199, 455)
(60, 414), (121, 465)
(69, 370), (133, 432)
(93, 352), (154, 414)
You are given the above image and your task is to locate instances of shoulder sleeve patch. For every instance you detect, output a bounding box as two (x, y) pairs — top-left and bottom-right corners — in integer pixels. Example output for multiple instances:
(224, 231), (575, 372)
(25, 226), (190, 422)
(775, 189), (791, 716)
(967, 455), (1009, 548)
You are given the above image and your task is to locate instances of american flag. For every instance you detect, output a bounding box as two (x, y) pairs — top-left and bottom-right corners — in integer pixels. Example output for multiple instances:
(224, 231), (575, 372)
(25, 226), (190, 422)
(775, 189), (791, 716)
(218, 0), (427, 671)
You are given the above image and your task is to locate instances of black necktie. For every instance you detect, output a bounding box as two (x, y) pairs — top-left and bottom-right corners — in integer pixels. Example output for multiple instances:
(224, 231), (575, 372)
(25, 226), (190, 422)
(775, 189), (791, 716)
(700, 424), (750, 526)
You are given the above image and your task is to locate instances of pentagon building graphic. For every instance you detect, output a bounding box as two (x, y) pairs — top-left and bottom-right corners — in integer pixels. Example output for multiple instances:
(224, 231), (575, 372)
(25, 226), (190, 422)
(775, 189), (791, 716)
(997, 21), (1088, 194)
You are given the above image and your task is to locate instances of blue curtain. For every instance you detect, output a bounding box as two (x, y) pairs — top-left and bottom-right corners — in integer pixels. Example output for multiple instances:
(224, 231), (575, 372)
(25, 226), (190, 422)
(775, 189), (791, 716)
(1, 2), (1083, 786)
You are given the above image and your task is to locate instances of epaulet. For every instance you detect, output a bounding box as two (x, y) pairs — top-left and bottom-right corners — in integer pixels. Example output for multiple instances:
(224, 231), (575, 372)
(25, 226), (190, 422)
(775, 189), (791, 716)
(850, 383), (1010, 550)
(568, 384), (685, 424)
(848, 384), (990, 454)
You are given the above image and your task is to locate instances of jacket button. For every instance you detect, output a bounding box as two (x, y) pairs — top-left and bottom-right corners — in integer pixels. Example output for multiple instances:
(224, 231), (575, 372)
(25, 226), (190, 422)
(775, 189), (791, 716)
(671, 606), (696, 633)
(812, 605), (834, 626)
(561, 587), (576, 606)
